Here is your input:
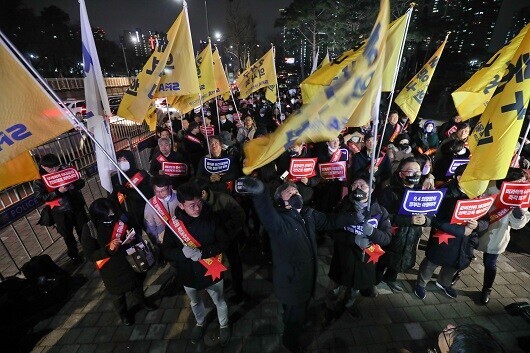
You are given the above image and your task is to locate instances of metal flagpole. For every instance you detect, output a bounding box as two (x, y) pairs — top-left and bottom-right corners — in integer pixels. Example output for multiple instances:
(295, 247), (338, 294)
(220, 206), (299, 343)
(271, 45), (282, 115)
(199, 93), (212, 156)
(367, 82), (383, 213)
(376, 6), (414, 157)
(514, 115), (530, 166)
(165, 98), (176, 148)
(0, 29), (181, 237)
(207, 39), (222, 134)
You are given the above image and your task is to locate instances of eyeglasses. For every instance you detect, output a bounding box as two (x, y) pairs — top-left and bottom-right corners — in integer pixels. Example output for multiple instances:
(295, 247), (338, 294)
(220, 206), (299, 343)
(442, 326), (456, 349)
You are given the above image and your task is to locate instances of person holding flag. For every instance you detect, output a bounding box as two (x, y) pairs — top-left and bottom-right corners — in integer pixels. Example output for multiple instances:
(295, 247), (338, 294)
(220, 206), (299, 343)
(476, 168), (530, 305)
(162, 182), (231, 346)
(34, 154), (88, 263)
(235, 176), (360, 353)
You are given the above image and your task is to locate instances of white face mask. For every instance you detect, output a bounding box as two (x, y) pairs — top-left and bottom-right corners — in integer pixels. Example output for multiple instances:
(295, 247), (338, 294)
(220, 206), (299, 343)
(327, 144), (339, 153)
(425, 125), (434, 133)
(161, 194), (171, 202)
(220, 118), (227, 123)
(456, 148), (467, 155)
(260, 113), (265, 117)
(422, 164), (431, 175)
(119, 160), (130, 172)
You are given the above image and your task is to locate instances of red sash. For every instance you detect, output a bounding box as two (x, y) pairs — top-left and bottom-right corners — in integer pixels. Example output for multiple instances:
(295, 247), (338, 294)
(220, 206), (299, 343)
(330, 148), (342, 162)
(150, 196), (171, 222)
(489, 206), (511, 225)
(185, 134), (202, 145)
(156, 154), (168, 164)
(96, 221), (128, 270)
(173, 219), (227, 280)
(389, 124), (402, 143)
(118, 172), (144, 204)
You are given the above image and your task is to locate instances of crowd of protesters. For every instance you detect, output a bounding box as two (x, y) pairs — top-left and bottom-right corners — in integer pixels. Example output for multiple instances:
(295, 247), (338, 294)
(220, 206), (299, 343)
(32, 87), (526, 353)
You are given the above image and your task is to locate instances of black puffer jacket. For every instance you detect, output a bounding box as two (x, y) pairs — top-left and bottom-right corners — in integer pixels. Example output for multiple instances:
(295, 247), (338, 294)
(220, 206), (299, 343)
(378, 178), (432, 272)
(328, 197), (392, 289)
(426, 180), (488, 270)
(162, 204), (230, 290)
(251, 187), (356, 305)
(80, 215), (144, 295)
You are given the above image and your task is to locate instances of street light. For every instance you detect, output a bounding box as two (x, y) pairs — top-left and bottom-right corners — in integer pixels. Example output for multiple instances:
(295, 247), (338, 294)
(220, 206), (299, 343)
(214, 31), (222, 42)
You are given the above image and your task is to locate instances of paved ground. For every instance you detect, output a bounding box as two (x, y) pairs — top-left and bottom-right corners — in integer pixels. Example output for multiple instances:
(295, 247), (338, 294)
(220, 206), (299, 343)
(11, 228), (529, 353)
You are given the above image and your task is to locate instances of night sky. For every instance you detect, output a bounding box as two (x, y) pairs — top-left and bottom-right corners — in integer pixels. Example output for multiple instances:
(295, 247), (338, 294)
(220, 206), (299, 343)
(20, 0), (530, 51)
(23, 0), (292, 46)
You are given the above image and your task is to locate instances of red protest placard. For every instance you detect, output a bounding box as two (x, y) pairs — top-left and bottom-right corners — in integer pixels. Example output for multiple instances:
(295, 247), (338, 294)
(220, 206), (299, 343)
(162, 162), (188, 177)
(498, 182), (530, 207)
(42, 168), (80, 189)
(200, 126), (215, 136)
(318, 161), (347, 180)
(450, 195), (496, 224)
(289, 158), (317, 179)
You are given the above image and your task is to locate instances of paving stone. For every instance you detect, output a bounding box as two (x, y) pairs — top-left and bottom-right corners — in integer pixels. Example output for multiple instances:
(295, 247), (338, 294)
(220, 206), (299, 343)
(58, 345), (80, 353)
(130, 341), (151, 353)
(145, 324), (167, 340)
(111, 325), (134, 342)
(404, 306), (428, 322)
(161, 308), (180, 324)
(450, 302), (475, 317)
(149, 340), (169, 353)
(368, 325), (392, 343)
(111, 342), (132, 353)
(505, 284), (530, 298)
(143, 309), (164, 324)
(388, 323), (410, 341)
(40, 329), (67, 346)
(93, 326), (117, 343)
(78, 313), (101, 327)
(129, 324), (150, 341)
(164, 322), (184, 340)
(470, 316), (500, 332)
(96, 312), (119, 327)
(75, 344), (97, 353)
(387, 307), (409, 323)
(94, 343), (115, 353)
(404, 322), (427, 340)
(59, 328), (83, 345)
(460, 275), (482, 288)
(75, 327), (99, 344)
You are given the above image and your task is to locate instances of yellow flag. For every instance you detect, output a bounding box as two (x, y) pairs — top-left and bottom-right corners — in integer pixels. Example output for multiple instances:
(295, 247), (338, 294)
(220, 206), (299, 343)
(265, 85), (277, 103)
(460, 29), (530, 198)
(382, 10), (410, 92)
(452, 23), (530, 121)
(212, 48), (231, 100)
(118, 3), (199, 125)
(0, 152), (40, 190)
(394, 34), (448, 123)
(243, 0), (389, 175)
(171, 42), (216, 114)
(0, 36), (73, 165)
(300, 11), (409, 104)
(236, 48), (277, 99)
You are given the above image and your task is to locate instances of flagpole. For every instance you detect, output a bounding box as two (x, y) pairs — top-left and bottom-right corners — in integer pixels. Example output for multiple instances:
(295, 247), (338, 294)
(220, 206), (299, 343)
(367, 82), (383, 213)
(214, 43), (242, 121)
(514, 119), (530, 166)
(271, 45), (282, 115)
(376, 6), (413, 157)
(164, 98), (176, 149)
(0, 29), (182, 240)
(207, 39), (222, 134)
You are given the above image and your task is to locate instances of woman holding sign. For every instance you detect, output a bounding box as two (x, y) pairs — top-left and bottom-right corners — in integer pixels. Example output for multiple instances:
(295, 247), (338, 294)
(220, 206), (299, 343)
(34, 153), (88, 263)
(477, 168), (530, 305)
(81, 198), (156, 326)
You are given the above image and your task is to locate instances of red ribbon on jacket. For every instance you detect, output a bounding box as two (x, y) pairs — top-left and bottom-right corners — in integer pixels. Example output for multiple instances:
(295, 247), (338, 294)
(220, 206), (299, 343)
(96, 221), (128, 270)
(118, 171), (144, 204)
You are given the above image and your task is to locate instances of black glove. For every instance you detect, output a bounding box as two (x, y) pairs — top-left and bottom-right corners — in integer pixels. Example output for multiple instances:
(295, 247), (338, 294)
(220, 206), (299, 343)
(235, 177), (264, 195)
(512, 207), (524, 219)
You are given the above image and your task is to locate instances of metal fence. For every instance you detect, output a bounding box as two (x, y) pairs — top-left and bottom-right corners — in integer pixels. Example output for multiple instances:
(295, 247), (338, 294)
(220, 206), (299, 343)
(0, 119), (154, 278)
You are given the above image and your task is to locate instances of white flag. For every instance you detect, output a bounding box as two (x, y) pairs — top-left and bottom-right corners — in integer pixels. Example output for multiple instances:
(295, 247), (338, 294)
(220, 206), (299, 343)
(80, 0), (116, 192)
(310, 47), (320, 74)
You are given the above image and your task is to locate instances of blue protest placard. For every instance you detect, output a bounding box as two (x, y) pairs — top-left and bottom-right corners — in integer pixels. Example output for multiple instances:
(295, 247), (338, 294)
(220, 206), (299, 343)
(445, 158), (469, 176)
(398, 189), (447, 215)
(204, 158), (231, 174)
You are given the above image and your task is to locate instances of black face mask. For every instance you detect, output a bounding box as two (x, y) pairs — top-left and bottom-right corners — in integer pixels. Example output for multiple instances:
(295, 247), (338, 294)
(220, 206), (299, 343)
(287, 194), (303, 209)
(399, 144), (410, 151)
(403, 174), (421, 185)
(102, 213), (116, 225)
(349, 188), (367, 202)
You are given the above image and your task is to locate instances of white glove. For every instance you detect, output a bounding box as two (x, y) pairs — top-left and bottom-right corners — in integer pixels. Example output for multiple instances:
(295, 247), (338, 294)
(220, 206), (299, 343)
(355, 233), (371, 249)
(182, 246), (202, 261)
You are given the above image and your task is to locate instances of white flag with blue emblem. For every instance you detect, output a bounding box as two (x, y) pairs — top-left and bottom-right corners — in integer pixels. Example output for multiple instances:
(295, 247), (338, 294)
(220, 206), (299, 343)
(80, 0), (116, 192)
